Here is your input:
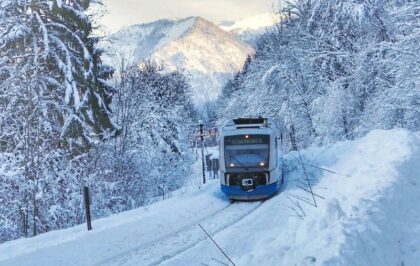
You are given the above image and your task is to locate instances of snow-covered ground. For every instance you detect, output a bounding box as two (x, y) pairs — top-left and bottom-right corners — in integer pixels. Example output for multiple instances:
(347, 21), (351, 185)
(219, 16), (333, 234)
(1, 129), (419, 266)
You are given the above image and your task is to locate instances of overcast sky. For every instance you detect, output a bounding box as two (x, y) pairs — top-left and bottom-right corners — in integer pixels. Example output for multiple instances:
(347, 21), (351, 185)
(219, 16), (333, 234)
(99, 0), (279, 32)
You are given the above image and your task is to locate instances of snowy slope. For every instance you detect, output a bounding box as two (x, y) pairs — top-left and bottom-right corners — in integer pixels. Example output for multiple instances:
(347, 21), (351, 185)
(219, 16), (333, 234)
(103, 17), (254, 109)
(219, 13), (281, 46)
(1, 129), (419, 265)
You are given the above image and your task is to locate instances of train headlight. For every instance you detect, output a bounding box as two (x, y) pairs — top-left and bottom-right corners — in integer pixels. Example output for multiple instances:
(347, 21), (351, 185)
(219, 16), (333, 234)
(260, 162), (265, 166)
(229, 163), (235, 167)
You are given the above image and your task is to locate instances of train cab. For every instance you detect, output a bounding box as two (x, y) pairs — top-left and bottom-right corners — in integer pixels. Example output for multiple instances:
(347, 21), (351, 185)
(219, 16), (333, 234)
(219, 117), (283, 200)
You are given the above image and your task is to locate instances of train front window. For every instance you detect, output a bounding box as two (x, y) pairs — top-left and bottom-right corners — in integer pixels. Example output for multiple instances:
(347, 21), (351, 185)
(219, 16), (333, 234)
(224, 135), (270, 168)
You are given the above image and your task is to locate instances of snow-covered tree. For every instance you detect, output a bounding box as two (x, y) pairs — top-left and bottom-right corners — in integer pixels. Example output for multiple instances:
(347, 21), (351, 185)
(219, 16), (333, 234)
(0, 0), (117, 241)
(88, 61), (196, 216)
(218, 0), (419, 149)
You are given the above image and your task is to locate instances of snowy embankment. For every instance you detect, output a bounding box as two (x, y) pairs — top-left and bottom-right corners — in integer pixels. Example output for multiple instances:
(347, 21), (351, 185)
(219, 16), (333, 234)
(1, 129), (419, 266)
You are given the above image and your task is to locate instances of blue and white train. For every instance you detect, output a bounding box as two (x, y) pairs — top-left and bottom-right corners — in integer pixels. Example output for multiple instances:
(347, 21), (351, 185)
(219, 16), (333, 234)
(219, 117), (284, 200)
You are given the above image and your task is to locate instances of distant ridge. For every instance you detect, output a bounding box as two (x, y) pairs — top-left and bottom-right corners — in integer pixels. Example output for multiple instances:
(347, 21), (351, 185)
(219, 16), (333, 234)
(218, 12), (280, 46)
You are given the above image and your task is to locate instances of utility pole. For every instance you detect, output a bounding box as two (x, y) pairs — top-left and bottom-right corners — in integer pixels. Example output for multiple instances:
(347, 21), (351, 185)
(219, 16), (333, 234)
(199, 122), (206, 184)
(83, 186), (92, 231)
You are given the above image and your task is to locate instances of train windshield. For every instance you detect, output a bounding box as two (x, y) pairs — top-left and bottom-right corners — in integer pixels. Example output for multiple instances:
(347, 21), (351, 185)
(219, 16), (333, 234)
(224, 135), (270, 168)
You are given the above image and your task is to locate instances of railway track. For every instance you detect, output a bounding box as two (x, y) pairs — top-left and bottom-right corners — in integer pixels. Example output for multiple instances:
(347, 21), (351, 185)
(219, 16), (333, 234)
(99, 201), (263, 266)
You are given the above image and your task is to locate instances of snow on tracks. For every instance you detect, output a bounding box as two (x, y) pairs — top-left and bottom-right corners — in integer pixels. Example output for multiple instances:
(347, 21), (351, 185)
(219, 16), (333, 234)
(99, 201), (262, 266)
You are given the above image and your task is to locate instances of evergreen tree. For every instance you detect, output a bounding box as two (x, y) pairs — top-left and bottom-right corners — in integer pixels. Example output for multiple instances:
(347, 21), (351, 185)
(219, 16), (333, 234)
(0, 0), (117, 240)
(49, 0), (118, 148)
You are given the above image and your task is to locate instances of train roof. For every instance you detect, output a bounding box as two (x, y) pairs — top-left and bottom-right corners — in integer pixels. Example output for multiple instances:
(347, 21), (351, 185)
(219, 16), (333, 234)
(221, 117), (278, 131)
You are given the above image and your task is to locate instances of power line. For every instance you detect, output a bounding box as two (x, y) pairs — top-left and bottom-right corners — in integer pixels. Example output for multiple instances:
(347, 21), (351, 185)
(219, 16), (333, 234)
(198, 224), (236, 266)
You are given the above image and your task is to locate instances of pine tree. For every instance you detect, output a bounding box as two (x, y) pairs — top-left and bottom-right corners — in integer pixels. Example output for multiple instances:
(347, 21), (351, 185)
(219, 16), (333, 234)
(0, 0), (118, 241)
(49, 0), (118, 148)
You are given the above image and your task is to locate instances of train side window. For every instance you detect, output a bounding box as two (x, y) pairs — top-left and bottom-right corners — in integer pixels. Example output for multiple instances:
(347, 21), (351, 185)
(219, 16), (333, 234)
(274, 137), (278, 167)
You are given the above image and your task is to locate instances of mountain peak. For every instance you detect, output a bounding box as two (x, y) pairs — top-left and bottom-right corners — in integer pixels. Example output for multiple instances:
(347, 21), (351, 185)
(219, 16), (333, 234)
(218, 12), (280, 47)
(219, 12), (280, 33)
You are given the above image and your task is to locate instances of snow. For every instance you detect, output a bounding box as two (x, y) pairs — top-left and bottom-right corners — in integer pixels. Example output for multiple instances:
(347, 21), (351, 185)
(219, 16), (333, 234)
(219, 12), (280, 46)
(219, 12), (280, 34)
(151, 17), (254, 108)
(161, 129), (419, 266)
(1, 129), (419, 266)
(154, 17), (195, 51)
(0, 183), (230, 265)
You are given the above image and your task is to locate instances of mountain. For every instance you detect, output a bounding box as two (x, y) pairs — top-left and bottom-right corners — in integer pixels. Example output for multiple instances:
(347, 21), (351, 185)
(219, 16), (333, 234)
(218, 13), (281, 46)
(102, 17), (254, 109)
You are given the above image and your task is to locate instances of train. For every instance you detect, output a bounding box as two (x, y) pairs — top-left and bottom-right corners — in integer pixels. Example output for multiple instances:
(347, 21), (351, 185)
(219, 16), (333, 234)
(219, 117), (284, 200)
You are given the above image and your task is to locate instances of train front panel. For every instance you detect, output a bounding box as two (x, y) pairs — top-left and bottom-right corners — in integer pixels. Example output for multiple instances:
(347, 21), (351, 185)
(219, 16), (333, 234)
(219, 127), (282, 200)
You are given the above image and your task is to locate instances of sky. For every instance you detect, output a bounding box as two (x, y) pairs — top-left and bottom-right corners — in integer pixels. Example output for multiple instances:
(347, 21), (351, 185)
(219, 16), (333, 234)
(99, 0), (279, 33)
